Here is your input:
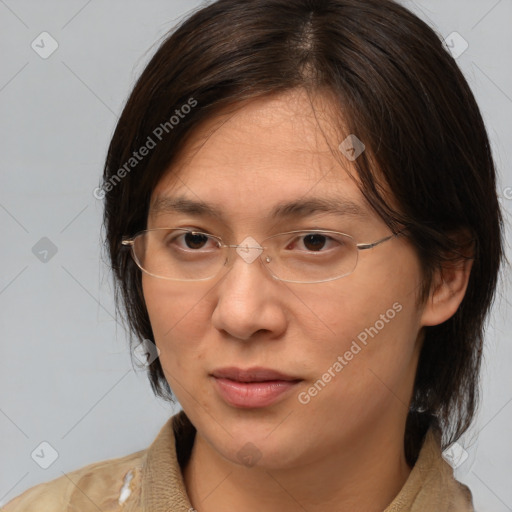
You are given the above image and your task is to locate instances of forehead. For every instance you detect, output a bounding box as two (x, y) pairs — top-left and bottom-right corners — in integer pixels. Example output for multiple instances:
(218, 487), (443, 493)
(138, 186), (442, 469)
(150, 89), (375, 223)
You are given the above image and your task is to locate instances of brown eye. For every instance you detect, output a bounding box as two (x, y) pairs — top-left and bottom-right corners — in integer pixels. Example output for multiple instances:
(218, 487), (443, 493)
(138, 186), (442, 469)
(302, 234), (327, 251)
(183, 232), (210, 249)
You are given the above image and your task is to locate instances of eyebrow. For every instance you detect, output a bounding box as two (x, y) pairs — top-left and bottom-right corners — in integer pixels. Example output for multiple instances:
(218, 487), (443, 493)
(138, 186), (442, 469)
(150, 195), (369, 221)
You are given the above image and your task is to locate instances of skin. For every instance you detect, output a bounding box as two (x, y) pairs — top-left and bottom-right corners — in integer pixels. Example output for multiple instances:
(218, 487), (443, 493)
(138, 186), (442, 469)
(142, 88), (472, 512)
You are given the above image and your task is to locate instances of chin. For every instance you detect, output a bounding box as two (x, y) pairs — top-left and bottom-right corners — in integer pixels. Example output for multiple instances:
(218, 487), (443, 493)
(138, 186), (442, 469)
(209, 425), (305, 471)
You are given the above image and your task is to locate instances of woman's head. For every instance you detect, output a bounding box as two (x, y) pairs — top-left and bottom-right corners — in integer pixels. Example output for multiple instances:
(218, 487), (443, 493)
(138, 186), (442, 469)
(102, 0), (504, 466)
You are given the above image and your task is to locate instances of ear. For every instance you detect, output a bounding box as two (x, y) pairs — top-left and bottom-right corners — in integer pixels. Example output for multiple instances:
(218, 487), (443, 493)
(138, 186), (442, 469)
(420, 234), (474, 327)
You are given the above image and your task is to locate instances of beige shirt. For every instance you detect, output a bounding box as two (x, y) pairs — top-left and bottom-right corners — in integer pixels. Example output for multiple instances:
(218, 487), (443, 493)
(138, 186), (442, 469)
(3, 410), (474, 511)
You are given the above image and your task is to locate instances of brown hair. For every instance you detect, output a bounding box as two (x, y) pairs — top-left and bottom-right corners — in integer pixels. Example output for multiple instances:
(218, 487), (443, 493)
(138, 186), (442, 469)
(101, 0), (504, 465)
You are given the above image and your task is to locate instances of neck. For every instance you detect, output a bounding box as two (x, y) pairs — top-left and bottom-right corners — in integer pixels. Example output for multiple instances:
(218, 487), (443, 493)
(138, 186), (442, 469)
(182, 421), (411, 512)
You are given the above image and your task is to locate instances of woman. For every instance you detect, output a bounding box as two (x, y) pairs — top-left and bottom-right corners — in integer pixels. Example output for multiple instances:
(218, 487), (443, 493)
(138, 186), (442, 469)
(5, 0), (504, 510)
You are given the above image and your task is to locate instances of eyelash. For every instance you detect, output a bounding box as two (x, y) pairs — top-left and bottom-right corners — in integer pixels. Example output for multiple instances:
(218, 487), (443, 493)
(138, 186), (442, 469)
(170, 227), (342, 252)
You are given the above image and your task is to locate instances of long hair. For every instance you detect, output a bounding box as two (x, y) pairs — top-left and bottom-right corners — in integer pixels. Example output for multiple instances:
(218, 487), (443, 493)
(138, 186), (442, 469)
(101, 0), (504, 465)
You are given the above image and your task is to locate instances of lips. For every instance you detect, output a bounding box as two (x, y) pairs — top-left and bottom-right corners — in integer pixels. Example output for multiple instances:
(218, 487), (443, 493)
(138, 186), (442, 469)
(210, 366), (301, 383)
(210, 367), (302, 408)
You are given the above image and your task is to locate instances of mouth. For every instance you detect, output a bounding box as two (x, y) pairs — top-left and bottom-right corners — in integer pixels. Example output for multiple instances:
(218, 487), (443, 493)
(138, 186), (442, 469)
(211, 366), (301, 382)
(210, 367), (302, 408)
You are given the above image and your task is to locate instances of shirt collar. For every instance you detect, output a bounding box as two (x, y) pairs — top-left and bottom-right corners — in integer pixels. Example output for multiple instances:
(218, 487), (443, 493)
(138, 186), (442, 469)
(140, 410), (473, 511)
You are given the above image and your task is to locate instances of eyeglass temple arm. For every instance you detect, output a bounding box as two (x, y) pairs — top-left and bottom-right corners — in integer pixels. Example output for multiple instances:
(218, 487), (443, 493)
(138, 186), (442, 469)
(356, 231), (402, 251)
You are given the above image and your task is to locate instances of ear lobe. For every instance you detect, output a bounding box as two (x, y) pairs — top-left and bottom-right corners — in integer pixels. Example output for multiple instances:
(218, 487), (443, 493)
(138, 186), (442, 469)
(420, 236), (474, 327)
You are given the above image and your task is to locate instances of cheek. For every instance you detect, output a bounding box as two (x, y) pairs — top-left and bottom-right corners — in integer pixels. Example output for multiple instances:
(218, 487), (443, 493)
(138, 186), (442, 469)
(142, 277), (212, 372)
(298, 284), (419, 383)
(294, 295), (421, 440)
(297, 253), (423, 406)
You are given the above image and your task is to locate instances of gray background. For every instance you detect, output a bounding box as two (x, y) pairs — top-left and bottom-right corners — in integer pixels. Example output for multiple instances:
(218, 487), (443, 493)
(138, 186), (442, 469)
(0, 1), (510, 510)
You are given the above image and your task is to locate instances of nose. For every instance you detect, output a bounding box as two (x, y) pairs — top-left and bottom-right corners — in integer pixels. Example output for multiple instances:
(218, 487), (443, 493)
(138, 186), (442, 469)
(210, 244), (287, 341)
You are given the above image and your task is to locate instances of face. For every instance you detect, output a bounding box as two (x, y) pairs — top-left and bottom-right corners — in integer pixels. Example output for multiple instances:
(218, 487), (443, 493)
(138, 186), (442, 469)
(142, 89), (427, 470)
